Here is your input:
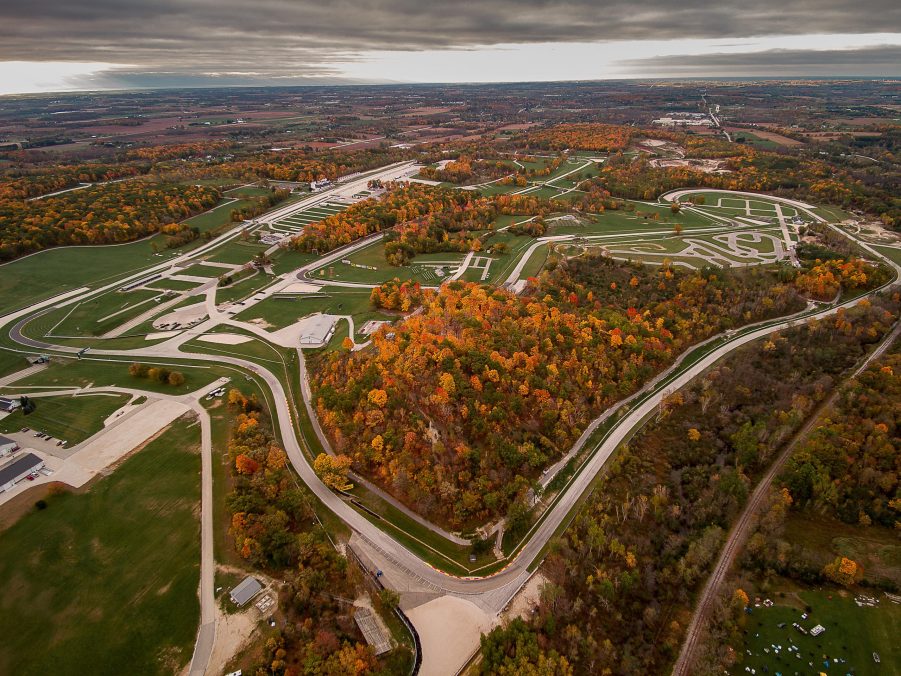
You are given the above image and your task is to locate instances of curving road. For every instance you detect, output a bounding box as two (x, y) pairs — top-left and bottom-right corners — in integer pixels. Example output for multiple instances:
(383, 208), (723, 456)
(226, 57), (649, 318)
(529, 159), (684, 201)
(3, 187), (900, 672)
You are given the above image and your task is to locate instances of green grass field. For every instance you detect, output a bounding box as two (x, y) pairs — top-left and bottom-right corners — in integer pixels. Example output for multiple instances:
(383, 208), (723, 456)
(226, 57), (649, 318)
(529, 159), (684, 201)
(202, 239), (267, 266)
(311, 240), (462, 286)
(215, 271), (274, 305)
(732, 131), (783, 150)
(269, 247), (318, 275)
(0, 350), (29, 379)
(179, 263), (228, 278)
(182, 198), (253, 234)
(223, 186), (272, 198)
(0, 392), (130, 444)
(145, 278), (204, 292)
(232, 288), (393, 339)
(518, 244), (550, 278)
(872, 245), (901, 267)
(48, 289), (167, 337)
(0, 241), (170, 316)
(731, 590), (900, 676)
(3, 357), (223, 395)
(0, 416), (201, 676)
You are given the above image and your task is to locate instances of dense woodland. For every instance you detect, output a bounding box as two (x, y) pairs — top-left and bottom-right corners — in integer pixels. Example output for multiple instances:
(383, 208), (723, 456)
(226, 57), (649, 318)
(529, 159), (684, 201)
(291, 183), (487, 255)
(524, 124), (637, 152)
(695, 344), (901, 673)
(479, 296), (899, 674)
(309, 255), (810, 528)
(593, 144), (901, 228)
(0, 179), (220, 259)
(369, 278), (426, 312)
(224, 391), (409, 675)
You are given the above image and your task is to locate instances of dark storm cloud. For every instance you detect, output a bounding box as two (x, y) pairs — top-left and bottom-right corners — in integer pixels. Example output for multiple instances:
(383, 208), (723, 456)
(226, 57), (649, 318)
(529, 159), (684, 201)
(619, 44), (901, 76)
(1, 0), (899, 70)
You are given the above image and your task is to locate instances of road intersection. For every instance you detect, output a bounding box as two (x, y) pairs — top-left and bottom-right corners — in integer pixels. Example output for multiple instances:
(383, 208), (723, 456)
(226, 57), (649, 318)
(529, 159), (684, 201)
(2, 186), (899, 674)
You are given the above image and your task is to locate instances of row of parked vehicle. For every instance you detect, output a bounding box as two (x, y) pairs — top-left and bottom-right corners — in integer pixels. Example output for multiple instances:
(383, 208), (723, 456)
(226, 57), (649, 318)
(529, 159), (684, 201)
(21, 427), (66, 447)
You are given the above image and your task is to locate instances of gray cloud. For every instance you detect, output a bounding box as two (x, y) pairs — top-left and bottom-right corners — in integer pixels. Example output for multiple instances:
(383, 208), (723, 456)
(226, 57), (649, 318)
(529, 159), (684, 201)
(619, 44), (901, 76)
(1, 1), (899, 86)
(2, 0), (900, 67)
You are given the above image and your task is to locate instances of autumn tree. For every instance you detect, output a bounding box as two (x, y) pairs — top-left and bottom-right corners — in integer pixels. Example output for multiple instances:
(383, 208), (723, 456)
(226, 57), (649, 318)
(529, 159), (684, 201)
(313, 453), (354, 491)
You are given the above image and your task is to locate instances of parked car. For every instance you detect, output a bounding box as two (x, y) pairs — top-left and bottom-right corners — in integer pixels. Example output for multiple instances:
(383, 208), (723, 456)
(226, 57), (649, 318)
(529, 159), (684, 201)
(21, 427), (29, 432)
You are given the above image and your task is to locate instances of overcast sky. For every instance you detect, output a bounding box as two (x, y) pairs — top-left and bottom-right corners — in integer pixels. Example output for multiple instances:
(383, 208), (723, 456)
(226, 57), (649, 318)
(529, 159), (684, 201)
(1, 0), (899, 94)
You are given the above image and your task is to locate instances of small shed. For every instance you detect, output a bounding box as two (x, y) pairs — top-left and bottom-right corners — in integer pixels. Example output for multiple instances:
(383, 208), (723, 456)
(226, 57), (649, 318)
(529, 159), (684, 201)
(229, 576), (263, 606)
(0, 452), (44, 492)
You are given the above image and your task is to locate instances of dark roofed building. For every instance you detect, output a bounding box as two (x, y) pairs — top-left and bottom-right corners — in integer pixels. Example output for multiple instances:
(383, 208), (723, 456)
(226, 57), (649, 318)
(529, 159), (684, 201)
(0, 452), (44, 492)
(229, 576), (263, 606)
(0, 435), (18, 457)
(0, 397), (20, 413)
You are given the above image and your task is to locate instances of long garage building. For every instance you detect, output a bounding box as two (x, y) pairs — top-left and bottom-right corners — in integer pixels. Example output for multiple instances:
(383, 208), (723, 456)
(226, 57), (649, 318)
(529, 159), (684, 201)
(0, 453), (44, 493)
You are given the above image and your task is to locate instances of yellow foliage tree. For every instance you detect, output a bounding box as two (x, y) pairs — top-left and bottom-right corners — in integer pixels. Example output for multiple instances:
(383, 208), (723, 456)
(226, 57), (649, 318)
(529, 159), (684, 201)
(822, 556), (863, 587)
(367, 388), (388, 407)
(313, 453), (353, 490)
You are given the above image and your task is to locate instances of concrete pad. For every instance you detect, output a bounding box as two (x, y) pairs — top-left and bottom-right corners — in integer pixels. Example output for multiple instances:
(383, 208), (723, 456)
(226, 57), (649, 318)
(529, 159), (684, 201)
(406, 596), (495, 676)
(196, 333), (253, 345)
(263, 313), (339, 347)
(168, 274), (214, 284)
(71, 399), (190, 475)
(145, 331), (182, 340)
(280, 281), (322, 294)
(153, 301), (208, 330)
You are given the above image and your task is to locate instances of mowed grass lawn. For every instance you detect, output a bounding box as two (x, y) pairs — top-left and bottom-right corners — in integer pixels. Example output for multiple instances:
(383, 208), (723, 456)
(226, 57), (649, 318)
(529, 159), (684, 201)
(0, 416), (201, 676)
(0, 200), (252, 316)
(233, 288), (393, 339)
(49, 289), (166, 337)
(6, 357), (222, 396)
(0, 240), (167, 316)
(203, 239), (267, 266)
(182, 198), (253, 234)
(0, 350), (30, 379)
(732, 590), (901, 676)
(0, 392), (130, 444)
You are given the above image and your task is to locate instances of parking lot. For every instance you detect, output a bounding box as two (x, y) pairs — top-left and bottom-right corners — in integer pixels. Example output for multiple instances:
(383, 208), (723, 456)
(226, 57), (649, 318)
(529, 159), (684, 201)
(3, 428), (75, 459)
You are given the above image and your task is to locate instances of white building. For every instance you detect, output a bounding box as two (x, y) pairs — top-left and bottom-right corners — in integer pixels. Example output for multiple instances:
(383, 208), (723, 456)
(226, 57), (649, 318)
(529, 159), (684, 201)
(0, 452), (44, 492)
(0, 397), (21, 413)
(298, 313), (338, 346)
(0, 436), (18, 457)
